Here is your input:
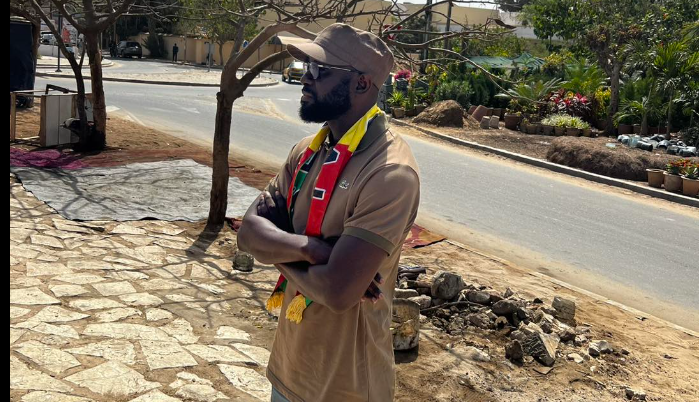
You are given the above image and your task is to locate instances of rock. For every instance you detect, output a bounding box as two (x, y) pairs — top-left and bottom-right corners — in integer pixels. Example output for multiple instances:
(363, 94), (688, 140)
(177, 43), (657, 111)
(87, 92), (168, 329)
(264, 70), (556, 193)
(232, 251), (254, 272)
(430, 271), (464, 300)
(625, 387), (646, 401)
(559, 328), (576, 342)
(523, 333), (559, 367)
(589, 340), (613, 357)
(392, 299), (420, 350)
(489, 116), (500, 129)
(510, 330), (526, 342)
(414, 100), (465, 127)
(468, 312), (492, 329)
(505, 340), (524, 361)
(471, 105), (489, 123)
(520, 322), (543, 337)
(467, 290), (491, 305)
(503, 288), (515, 298)
(533, 297), (544, 304)
(552, 296), (576, 322)
(492, 299), (519, 316)
(462, 346), (491, 362)
(408, 295), (431, 310)
(516, 307), (531, 321)
(480, 116), (491, 129)
(540, 319), (553, 334)
(574, 334), (588, 346)
(567, 353), (584, 364)
(394, 288), (419, 299)
(532, 309), (545, 323)
(431, 298), (446, 307)
(487, 291), (503, 304)
(495, 316), (509, 328)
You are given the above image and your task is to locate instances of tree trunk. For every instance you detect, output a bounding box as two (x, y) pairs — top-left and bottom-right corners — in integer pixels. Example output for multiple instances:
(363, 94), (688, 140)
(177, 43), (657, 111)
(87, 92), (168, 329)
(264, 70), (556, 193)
(641, 112), (648, 136)
(604, 62), (622, 137)
(219, 43), (225, 67)
(208, 89), (235, 224)
(84, 33), (107, 150)
(70, 61), (90, 145)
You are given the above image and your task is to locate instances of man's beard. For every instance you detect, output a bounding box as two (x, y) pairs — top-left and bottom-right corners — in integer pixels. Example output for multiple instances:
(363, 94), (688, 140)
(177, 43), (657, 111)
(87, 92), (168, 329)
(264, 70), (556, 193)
(299, 78), (352, 123)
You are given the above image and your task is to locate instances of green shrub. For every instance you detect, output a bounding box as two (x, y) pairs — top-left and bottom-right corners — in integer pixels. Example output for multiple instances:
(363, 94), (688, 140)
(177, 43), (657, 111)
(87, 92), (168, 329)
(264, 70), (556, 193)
(142, 34), (167, 58)
(434, 80), (473, 108)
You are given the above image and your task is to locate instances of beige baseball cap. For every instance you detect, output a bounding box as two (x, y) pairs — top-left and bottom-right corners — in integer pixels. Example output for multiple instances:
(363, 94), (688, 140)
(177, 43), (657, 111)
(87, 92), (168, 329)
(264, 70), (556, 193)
(287, 23), (394, 86)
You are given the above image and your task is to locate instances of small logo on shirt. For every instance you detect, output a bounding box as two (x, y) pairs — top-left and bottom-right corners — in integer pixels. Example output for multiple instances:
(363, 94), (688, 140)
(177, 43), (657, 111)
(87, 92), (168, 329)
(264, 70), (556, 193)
(339, 179), (350, 190)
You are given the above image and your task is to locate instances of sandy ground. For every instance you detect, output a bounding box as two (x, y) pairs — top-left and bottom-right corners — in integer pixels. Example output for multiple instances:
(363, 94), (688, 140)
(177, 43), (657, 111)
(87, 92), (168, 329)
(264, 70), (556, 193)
(10, 103), (699, 401)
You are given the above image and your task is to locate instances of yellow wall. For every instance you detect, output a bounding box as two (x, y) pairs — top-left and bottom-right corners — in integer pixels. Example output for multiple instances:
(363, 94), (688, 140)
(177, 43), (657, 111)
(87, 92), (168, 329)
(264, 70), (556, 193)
(130, 33), (294, 71)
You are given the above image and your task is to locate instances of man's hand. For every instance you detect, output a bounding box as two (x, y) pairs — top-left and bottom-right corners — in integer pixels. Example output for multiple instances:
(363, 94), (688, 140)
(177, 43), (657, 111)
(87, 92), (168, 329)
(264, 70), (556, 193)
(256, 190), (292, 232)
(361, 273), (385, 304)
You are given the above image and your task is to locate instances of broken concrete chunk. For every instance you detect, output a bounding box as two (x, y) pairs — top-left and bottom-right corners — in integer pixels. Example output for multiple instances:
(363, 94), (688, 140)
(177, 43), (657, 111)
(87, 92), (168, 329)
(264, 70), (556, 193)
(394, 288), (419, 299)
(552, 296), (576, 322)
(505, 340), (524, 362)
(523, 332), (559, 367)
(430, 271), (464, 300)
(492, 299), (519, 316)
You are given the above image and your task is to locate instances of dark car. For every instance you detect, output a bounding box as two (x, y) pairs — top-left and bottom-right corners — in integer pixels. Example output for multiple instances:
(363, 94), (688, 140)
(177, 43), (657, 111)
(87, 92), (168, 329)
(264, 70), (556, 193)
(282, 61), (306, 83)
(118, 41), (142, 58)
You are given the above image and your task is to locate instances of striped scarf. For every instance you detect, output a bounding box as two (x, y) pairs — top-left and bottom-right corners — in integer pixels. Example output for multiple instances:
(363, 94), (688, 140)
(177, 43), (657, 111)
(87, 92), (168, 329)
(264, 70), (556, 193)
(266, 105), (383, 323)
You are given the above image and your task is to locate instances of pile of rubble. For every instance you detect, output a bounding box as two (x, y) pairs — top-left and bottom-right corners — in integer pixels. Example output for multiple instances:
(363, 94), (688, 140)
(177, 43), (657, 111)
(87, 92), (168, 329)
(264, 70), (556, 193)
(392, 266), (644, 399)
(617, 134), (697, 156)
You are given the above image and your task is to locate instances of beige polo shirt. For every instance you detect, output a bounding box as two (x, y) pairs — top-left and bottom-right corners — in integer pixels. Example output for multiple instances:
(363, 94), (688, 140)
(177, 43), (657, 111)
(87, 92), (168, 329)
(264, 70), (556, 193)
(264, 113), (420, 402)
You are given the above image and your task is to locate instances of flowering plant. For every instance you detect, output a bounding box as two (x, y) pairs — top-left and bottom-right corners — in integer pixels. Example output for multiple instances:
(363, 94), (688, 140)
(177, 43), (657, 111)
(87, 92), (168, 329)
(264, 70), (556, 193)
(666, 159), (691, 175)
(394, 69), (412, 80)
(547, 89), (592, 121)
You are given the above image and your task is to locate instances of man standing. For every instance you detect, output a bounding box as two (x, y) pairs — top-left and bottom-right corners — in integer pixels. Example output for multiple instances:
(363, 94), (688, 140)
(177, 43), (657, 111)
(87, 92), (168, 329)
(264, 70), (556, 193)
(237, 23), (420, 402)
(172, 43), (179, 63)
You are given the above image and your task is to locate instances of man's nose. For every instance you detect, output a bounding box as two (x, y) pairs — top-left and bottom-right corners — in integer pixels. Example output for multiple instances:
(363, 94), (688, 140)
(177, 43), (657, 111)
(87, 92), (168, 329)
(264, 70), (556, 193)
(300, 70), (313, 86)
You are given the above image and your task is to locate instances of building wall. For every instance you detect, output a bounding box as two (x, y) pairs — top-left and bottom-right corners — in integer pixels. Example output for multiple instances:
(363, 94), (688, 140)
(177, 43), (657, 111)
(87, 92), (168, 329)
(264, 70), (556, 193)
(129, 33), (294, 71)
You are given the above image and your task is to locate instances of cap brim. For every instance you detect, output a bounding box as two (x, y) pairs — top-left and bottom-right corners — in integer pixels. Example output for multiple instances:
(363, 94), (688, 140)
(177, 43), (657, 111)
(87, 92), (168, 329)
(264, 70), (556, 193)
(286, 43), (350, 66)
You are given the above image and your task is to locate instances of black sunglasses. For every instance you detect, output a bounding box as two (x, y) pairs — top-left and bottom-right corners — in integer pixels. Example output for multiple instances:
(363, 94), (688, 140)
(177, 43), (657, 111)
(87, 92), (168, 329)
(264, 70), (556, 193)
(305, 61), (362, 80)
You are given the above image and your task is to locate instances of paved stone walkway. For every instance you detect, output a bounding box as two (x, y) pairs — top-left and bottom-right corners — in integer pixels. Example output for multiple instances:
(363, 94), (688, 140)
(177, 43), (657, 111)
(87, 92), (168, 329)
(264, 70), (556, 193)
(10, 173), (278, 401)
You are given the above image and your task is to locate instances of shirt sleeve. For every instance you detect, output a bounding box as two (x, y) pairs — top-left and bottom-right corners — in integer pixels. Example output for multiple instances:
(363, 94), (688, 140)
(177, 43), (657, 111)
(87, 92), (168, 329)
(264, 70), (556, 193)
(342, 164), (420, 255)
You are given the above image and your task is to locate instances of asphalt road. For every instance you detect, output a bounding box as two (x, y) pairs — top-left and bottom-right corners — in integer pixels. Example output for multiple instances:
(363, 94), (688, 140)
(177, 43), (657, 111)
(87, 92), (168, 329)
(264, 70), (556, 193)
(33, 74), (699, 329)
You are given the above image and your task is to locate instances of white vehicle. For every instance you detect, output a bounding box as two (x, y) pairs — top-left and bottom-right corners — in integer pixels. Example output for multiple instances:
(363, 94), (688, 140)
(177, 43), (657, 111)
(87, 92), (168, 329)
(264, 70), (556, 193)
(41, 33), (56, 45)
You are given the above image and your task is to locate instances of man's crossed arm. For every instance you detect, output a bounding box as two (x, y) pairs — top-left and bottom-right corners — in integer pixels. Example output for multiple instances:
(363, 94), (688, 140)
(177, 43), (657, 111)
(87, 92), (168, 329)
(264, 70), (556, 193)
(237, 190), (387, 313)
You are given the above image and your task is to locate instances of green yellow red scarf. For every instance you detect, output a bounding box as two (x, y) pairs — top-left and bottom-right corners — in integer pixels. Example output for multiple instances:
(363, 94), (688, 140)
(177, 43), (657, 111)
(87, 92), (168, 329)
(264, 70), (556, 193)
(266, 105), (383, 323)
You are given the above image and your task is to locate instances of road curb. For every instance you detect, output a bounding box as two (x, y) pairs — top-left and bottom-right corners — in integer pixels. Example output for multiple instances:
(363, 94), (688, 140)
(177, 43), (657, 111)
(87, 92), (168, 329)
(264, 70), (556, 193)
(391, 119), (699, 209)
(35, 72), (279, 88)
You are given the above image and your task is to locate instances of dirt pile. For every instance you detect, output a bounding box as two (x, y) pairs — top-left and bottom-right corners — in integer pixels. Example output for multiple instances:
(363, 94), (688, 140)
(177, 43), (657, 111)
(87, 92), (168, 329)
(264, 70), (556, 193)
(414, 100), (464, 128)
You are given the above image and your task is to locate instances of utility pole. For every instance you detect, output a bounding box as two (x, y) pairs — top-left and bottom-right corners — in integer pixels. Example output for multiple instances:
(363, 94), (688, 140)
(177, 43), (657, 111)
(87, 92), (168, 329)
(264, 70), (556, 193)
(422, 0), (432, 73)
(56, 14), (63, 72)
(444, 0), (452, 51)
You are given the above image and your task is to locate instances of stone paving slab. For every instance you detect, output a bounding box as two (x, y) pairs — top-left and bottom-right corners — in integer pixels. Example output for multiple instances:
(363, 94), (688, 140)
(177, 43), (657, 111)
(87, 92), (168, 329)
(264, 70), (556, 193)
(10, 173), (275, 401)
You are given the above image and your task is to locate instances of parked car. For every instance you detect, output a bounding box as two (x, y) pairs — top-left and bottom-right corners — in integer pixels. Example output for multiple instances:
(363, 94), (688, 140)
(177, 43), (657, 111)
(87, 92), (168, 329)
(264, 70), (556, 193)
(117, 41), (142, 58)
(282, 61), (306, 83)
(41, 33), (55, 45)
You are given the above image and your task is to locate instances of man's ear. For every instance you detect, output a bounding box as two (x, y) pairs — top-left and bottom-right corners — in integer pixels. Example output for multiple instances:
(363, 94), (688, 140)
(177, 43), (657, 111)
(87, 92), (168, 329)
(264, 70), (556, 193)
(355, 75), (372, 94)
